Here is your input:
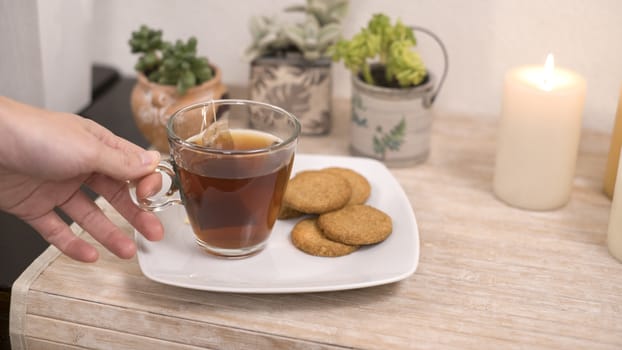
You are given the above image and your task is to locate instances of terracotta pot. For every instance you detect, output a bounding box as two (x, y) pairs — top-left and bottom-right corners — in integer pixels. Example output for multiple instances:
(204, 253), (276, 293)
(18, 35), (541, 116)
(130, 65), (227, 152)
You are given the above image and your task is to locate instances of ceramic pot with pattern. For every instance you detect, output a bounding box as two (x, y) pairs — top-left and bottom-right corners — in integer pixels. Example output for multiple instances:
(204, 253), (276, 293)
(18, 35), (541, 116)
(250, 56), (332, 136)
(349, 68), (436, 167)
(348, 27), (448, 167)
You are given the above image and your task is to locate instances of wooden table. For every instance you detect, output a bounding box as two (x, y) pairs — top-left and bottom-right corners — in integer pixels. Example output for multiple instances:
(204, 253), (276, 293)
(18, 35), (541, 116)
(9, 102), (621, 349)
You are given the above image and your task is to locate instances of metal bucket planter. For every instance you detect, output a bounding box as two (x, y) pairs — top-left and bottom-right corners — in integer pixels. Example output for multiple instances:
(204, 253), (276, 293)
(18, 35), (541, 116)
(349, 27), (448, 167)
(250, 56), (332, 135)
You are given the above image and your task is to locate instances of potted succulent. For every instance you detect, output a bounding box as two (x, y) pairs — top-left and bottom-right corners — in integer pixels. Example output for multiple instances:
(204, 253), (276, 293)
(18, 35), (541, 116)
(245, 0), (348, 135)
(331, 14), (447, 166)
(129, 25), (227, 152)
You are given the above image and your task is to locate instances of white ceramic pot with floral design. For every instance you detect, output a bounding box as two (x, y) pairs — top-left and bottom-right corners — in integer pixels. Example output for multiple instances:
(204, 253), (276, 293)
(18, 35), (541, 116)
(349, 71), (436, 167)
(250, 56), (332, 135)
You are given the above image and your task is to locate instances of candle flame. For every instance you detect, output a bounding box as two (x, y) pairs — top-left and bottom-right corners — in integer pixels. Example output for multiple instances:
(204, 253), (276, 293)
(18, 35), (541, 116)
(542, 53), (555, 91)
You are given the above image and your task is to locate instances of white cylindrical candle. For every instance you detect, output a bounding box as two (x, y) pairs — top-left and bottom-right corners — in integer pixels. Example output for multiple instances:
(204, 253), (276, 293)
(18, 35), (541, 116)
(493, 55), (586, 210)
(607, 151), (622, 262)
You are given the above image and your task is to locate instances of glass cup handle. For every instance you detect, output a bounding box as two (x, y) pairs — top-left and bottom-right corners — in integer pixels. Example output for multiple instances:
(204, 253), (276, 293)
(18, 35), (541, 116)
(128, 160), (182, 212)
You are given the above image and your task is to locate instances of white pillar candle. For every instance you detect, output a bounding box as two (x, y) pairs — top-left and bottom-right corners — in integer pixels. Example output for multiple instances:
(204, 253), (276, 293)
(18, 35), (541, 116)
(608, 151), (622, 262)
(493, 54), (586, 210)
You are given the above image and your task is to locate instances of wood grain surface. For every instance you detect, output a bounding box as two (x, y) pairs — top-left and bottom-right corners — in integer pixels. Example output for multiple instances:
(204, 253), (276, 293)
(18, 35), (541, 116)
(10, 102), (621, 349)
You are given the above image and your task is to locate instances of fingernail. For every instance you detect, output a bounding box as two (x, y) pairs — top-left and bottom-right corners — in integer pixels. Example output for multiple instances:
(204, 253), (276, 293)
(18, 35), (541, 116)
(141, 150), (160, 166)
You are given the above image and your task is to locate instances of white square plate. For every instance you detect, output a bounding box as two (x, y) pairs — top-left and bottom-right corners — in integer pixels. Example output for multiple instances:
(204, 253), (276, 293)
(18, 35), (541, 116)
(135, 154), (419, 293)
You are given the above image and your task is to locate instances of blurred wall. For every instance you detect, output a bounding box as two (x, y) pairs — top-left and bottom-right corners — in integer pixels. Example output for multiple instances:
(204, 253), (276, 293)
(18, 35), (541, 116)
(88, 0), (622, 131)
(0, 0), (93, 112)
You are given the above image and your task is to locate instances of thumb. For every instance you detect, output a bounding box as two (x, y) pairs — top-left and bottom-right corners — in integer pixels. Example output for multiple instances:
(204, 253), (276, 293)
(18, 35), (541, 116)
(94, 147), (161, 181)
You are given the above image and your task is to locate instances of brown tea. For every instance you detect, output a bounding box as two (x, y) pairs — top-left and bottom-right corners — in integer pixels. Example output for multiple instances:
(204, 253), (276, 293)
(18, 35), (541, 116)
(176, 129), (294, 255)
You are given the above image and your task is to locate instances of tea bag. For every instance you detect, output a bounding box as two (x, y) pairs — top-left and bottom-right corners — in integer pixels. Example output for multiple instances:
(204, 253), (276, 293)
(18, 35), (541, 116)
(197, 104), (234, 149)
(200, 118), (234, 149)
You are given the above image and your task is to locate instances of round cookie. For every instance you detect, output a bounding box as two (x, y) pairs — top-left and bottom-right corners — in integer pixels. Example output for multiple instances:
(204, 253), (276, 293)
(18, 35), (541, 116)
(278, 205), (304, 220)
(291, 218), (358, 257)
(323, 167), (371, 205)
(283, 171), (352, 214)
(318, 204), (393, 245)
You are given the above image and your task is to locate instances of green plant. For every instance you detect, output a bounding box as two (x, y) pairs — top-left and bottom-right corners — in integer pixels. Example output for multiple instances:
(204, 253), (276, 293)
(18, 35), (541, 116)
(245, 0), (348, 61)
(129, 25), (214, 95)
(330, 13), (427, 88)
(286, 0), (348, 26)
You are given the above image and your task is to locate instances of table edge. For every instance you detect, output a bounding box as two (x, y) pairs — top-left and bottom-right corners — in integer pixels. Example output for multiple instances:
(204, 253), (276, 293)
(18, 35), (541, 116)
(8, 204), (93, 350)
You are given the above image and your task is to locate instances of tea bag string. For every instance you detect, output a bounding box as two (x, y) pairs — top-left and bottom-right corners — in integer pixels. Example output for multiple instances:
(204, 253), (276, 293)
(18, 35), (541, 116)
(200, 100), (217, 133)
(199, 100), (234, 149)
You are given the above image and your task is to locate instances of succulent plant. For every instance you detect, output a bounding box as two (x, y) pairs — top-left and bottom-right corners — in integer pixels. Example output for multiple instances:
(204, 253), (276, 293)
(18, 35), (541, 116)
(245, 0), (349, 61)
(245, 16), (292, 61)
(283, 15), (342, 60)
(285, 0), (349, 26)
(330, 14), (427, 88)
(129, 25), (214, 95)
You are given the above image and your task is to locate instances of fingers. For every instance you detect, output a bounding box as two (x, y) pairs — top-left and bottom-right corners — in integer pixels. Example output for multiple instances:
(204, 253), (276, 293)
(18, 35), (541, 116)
(82, 117), (147, 154)
(82, 119), (161, 181)
(136, 172), (163, 200)
(95, 146), (161, 182)
(59, 190), (138, 259)
(26, 211), (99, 263)
(85, 174), (164, 242)
(27, 175), (165, 263)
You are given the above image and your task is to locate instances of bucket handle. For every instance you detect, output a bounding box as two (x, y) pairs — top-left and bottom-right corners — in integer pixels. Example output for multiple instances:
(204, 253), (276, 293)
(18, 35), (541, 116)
(410, 26), (448, 105)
